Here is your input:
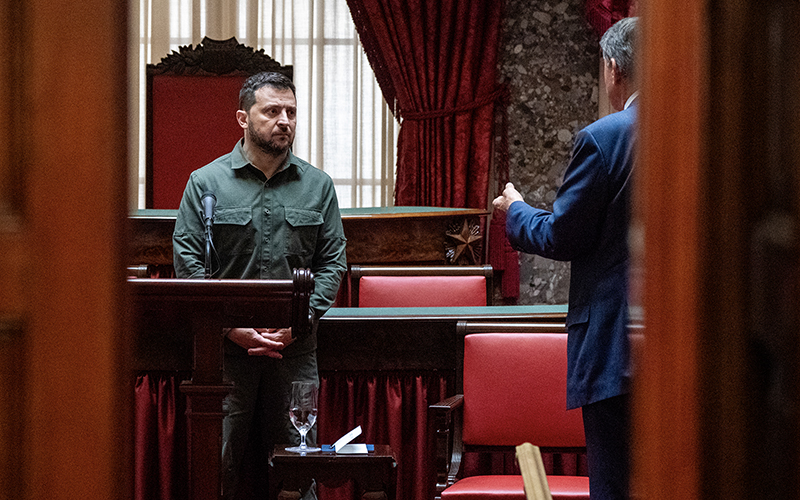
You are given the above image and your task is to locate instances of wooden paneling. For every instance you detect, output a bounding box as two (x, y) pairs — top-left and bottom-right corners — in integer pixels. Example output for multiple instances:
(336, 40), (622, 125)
(717, 2), (800, 498)
(341, 209), (486, 264)
(0, 1), (132, 499)
(635, 1), (800, 499)
(130, 207), (489, 267)
(133, 304), (567, 374)
(0, 2), (27, 497)
(633, 3), (706, 499)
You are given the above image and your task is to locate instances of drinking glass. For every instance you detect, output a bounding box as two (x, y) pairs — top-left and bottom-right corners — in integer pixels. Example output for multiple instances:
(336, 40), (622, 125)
(286, 381), (320, 453)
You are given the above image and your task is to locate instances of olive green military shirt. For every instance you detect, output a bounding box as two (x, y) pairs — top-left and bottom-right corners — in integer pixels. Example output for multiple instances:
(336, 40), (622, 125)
(173, 141), (347, 356)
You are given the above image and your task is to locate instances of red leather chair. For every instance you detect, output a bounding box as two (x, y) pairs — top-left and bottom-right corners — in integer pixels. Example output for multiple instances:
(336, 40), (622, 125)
(349, 265), (493, 307)
(429, 327), (589, 500)
(146, 37), (292, 209)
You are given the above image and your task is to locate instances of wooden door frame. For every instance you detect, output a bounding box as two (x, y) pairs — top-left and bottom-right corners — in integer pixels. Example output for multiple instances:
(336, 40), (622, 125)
(0, 1), (132, 499)
(635, 1), (800, 499)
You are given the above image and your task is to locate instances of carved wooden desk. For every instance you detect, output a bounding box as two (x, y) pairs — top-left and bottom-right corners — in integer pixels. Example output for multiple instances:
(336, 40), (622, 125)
(269, 445), (397, 500)
(129, 206), (488, 268)
(130, 274), (313, 500)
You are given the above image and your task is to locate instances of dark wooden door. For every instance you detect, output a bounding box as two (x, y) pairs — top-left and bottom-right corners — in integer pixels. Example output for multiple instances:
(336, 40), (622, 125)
(635, 2), (800, 499)
(0, 1), (132, 498)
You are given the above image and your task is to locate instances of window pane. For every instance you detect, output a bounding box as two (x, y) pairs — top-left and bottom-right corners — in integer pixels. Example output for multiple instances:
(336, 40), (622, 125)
(137, 0), (396, 209)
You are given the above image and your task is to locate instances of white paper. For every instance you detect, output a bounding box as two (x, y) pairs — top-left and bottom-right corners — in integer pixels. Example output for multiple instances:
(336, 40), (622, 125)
(335, 443), (368, 454)
(333, 425), (362, 452)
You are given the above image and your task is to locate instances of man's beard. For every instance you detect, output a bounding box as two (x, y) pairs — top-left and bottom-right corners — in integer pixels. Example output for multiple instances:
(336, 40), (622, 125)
(249, 121), (292, 157)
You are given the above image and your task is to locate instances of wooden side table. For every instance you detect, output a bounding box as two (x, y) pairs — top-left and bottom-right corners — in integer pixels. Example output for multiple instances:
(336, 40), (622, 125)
(269, 444), (397, 500)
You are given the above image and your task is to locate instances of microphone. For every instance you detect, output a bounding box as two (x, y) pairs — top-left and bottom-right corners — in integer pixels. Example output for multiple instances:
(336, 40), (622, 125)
(201, 191), (216, 227)
(200, 191), (216, 279)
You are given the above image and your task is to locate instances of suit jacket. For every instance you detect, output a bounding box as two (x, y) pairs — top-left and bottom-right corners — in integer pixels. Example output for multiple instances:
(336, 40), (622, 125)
(506, 104), (636, 409)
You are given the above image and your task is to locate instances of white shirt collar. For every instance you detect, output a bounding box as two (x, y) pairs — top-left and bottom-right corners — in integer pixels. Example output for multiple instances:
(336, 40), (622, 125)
(624, 91), (640, 110)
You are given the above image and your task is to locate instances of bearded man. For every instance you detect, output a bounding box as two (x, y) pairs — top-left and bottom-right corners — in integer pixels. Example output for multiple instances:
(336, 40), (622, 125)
(173, 71), (347, 499)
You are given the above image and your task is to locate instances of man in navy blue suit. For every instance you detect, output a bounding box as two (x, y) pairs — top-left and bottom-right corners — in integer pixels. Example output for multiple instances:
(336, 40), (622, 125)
(492, 17), (639, 500)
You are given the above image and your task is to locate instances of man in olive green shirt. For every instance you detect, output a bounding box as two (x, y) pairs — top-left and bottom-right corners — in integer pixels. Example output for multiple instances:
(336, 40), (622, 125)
(173, 72), (346, 499)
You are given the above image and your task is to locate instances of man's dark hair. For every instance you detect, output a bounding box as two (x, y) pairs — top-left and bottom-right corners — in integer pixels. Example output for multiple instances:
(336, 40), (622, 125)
(239, 72), (296, 111)
(599, 17), (638, 80)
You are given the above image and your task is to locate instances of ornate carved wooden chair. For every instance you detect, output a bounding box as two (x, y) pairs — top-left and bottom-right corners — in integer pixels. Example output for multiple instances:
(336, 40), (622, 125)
(349, 265), (494, 307)
(146, 37), (292, 208)
(429, 323), (589, 500)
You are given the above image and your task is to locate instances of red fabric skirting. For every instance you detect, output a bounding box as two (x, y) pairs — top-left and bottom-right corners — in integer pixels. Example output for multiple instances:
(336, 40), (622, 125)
(134, 372), (188, 500)
(133, 371), (450, 500)
(134, 372), (585, 500)
(317, 371), (449, 500)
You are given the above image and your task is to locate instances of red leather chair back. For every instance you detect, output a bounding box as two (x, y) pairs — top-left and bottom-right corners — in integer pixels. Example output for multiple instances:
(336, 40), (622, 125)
(149, 75), (246, 209)
(462, 333), (584, 447)
(358, 275), (488, 307)
(146, 37), (292, 209)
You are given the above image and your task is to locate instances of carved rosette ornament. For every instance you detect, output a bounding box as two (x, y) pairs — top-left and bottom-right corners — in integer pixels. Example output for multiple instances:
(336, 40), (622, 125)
(147, 36), (293, 78)
(445, 219), (483, 265)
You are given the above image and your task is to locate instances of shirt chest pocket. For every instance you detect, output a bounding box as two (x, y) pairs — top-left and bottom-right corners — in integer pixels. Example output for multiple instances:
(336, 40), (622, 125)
(284, 207), (323, 257)
(214, 207), (256, 256)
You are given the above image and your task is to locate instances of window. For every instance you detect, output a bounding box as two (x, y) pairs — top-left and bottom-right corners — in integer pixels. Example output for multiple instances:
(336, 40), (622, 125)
(133, 0), (397, 209)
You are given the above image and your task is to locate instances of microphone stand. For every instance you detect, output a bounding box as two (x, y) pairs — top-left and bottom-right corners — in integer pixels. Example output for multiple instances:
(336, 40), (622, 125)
(204, 224), (213, 279)
(200, 191), (216, 279)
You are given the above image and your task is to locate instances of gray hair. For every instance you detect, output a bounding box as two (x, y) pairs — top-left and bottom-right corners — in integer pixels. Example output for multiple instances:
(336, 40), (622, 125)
(239, 71), (296, 112)
(599, 17), (638, 80)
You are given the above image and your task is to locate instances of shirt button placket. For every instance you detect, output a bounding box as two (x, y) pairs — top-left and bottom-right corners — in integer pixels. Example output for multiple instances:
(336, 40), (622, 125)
(262, 186), (271, 276)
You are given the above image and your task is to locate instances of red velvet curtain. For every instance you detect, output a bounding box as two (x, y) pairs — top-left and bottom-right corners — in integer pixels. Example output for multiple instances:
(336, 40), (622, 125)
(318, 372), (449, 500)
(346, 0), (505, 209)
(584, 0), (636, 38)
(135, 373), (188, 500)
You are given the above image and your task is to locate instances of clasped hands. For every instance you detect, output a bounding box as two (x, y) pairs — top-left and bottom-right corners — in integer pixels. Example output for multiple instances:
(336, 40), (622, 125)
(226, 327), (295, 358)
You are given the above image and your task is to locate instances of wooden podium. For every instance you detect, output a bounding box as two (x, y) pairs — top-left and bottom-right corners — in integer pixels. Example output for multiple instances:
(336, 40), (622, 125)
(129, 269), (314, 500)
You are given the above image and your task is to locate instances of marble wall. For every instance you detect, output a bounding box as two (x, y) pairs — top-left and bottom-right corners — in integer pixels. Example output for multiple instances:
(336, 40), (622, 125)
(497, 0), (600, 305)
